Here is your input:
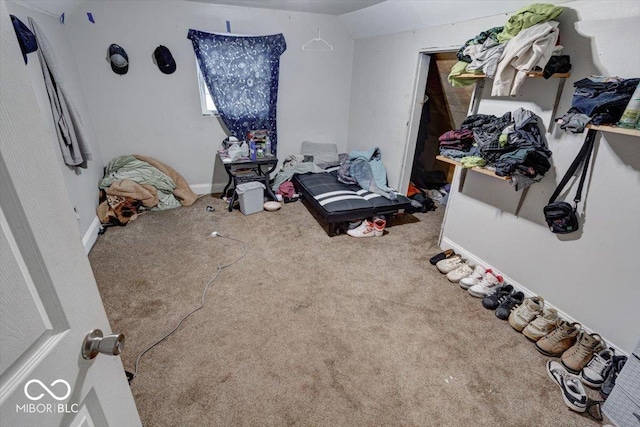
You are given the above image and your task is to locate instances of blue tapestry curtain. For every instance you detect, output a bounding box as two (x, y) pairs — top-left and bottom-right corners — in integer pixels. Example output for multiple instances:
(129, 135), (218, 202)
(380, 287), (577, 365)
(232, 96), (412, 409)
(187, 30), (286, 155)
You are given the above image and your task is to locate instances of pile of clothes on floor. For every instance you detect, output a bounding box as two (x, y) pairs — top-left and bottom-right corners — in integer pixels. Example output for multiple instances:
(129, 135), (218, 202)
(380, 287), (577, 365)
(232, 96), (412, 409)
(97, 155), (198, 226)
(439, 108), (552, 190)
(449, 3), (571, 96)
(408, 160), (447, 210)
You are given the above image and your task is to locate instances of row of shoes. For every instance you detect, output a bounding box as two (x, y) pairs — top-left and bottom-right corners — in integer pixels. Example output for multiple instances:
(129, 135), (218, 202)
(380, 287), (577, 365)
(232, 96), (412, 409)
(430, 249), (629, 414)
(499, 287), (630, 402)
(346, 217), (386, 238)
(545, 351), (627, 418)
(434, 254), (523, 320)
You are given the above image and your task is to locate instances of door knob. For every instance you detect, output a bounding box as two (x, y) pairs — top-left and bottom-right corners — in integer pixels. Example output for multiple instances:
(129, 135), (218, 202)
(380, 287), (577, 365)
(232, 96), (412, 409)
(82, 329), (125, 360)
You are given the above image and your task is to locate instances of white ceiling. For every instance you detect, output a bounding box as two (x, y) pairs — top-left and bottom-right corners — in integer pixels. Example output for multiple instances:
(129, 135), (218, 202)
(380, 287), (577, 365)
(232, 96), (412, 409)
(340, 0), (572, 39)
(16, 0), (574, 39)
(184, 0), (387, 15)
(15, 0), (84, 17)
(14, 0), (386, 20)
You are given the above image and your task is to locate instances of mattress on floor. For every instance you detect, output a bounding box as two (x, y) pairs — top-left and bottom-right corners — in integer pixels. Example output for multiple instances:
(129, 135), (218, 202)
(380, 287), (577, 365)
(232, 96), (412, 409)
(292, 171), (413, 225)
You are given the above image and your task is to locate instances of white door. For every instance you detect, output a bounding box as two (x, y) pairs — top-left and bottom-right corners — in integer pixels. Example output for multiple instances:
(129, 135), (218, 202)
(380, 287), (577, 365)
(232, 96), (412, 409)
(0, 3), (141, 426)
(398, 53), (431, 194)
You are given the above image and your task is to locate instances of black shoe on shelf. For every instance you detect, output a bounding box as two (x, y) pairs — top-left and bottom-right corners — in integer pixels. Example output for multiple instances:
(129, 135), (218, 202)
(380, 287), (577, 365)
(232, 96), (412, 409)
(495, 291), (524, 320)
(600, 355), (628, 399)
(482, 284), (514, 310)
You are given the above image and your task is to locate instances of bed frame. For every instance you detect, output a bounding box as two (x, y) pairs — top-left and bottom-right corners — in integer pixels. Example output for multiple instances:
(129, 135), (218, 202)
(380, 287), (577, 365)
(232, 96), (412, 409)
(292, 171), (414, 236)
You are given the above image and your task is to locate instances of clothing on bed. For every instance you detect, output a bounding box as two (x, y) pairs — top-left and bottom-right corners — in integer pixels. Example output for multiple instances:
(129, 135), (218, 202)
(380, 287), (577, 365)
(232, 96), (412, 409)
(271, 142), (397, 201)
(292, 171), (414, 236)
(271, 142), (346, 191)
(271, 158), (325, 192)
(349, 159), (396, 200)
(338, 147), (396, 200)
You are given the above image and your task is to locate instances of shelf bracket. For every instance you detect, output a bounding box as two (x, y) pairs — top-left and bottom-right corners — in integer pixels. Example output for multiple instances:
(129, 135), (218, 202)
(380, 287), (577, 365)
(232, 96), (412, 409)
(457, 167), (469, 193)
(514, 187), (530, 216)
(547, 77), (566, 133)
(468, 78), (485, 116)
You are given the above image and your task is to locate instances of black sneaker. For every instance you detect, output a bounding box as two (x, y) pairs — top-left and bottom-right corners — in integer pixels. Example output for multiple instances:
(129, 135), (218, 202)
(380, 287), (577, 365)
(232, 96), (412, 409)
(482, 284), (514, 310)
(495, 291), (524, 320)
(600, 355), (628, 399)
(429, 249), (455, 265)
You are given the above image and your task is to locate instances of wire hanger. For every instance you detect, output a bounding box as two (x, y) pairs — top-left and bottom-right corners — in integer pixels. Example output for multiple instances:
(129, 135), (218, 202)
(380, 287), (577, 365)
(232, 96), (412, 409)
(302, 29), (333, 52)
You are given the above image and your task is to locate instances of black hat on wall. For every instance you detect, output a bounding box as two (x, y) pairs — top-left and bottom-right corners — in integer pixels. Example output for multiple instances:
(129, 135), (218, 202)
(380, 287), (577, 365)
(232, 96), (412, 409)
(108, 43), (129, 75)
(153, 45), (176, 74)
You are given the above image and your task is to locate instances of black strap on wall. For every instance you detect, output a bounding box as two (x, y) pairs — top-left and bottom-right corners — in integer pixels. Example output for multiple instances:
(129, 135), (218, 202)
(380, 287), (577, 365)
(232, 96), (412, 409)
(548, 129), (596, 205)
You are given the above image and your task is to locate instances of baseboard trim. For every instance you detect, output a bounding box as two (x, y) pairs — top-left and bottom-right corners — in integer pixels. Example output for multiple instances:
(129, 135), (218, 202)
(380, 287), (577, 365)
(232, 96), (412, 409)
(190, 183), (226, 195)
(83, 216), (101, 254)
(440, 236), (628, 357)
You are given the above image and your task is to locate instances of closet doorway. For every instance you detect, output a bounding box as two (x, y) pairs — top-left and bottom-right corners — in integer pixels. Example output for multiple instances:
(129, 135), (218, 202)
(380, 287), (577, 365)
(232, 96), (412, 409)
(409, 52), (474, 190)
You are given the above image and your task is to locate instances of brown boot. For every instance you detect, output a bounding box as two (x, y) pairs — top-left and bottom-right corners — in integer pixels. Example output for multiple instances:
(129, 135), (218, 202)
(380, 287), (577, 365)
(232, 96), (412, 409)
(535, 320), (580, 357)
(561, 331), (605, 374)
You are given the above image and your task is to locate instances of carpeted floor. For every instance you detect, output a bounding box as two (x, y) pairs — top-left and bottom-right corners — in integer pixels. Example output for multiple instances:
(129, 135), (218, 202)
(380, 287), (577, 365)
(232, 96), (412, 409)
(89, 195), (607, 426)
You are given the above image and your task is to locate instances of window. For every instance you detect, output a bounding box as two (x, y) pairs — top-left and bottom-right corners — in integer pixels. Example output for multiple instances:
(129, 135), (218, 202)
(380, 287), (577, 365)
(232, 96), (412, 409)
(195, 57), (217, 116)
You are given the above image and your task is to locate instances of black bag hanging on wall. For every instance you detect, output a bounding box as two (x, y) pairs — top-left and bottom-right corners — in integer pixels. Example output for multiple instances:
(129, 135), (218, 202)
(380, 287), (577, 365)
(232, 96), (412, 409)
(543, 129), (596, 234)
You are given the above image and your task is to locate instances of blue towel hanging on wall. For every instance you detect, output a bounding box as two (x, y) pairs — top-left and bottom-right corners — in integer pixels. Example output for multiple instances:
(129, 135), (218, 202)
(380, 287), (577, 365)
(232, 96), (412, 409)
(187, 29), (286, 155)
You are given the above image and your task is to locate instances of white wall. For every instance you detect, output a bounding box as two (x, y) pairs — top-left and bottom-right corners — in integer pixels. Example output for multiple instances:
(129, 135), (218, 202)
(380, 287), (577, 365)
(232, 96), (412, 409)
(347, 13), (509, 191)
(64, 0), (355, 193)
(6, 1), (105, 250)
(347, 1), (640, 353)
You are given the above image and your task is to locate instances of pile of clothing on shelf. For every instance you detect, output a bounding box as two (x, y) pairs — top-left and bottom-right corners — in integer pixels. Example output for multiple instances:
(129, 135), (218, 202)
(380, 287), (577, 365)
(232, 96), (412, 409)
(556, 76), (640, 133)
(439, 107), (552, 190)
(449, 3), (572, 96)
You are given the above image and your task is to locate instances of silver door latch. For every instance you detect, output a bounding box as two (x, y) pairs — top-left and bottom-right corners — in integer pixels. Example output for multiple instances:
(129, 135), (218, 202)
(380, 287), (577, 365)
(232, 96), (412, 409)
(82, 329), (125, 360)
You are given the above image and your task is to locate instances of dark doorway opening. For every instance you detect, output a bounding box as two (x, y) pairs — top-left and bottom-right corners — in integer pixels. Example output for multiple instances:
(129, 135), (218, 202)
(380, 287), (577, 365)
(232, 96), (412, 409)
(410, 52), (474, 191)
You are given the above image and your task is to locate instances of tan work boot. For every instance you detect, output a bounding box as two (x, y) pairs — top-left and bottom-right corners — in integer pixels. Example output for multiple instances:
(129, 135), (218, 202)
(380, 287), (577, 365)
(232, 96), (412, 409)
(561, 331), (605, 374)
(522, 308), (559, 341)
(535, 320), (580, 357)
(508, 296), (544, 331)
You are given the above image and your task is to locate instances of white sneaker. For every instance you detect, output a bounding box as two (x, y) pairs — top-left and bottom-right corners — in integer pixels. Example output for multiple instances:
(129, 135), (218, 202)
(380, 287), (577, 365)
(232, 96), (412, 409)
(547, 361), (588, 413)
(347, 220), (376, 238)
(459, 265), (490, 290)
(508, 296), (545, 332)
(581, 348), (615, 388)
(436, 255), (464, 274)
(446, 263), (473, 283)
(372, 218), (386, 237)
(468, 271), (503, 298)
(522, 308), (558, 341)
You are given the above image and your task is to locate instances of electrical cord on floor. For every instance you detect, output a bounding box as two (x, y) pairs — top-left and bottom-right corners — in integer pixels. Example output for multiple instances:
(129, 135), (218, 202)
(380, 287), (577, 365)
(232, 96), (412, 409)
(127, 233), (247, 384)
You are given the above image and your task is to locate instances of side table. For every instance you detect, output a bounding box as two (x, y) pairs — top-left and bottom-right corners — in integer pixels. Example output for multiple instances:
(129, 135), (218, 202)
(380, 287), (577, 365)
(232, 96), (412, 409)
(219, 154), (278, 212)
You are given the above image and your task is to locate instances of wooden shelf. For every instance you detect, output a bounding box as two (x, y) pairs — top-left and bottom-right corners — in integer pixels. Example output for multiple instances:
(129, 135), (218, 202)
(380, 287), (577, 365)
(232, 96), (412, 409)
(458, 71), (570, 79)
(587, 124), (640, 137)
(436, 155), (531, 216)
(436, 155), (509, 180)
